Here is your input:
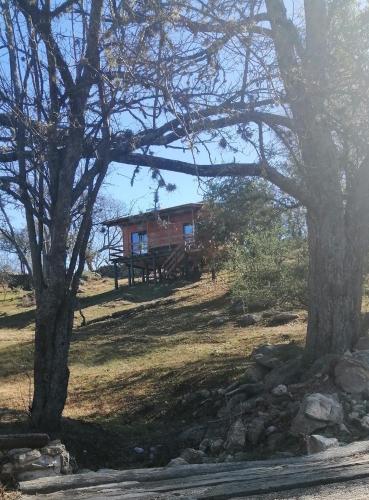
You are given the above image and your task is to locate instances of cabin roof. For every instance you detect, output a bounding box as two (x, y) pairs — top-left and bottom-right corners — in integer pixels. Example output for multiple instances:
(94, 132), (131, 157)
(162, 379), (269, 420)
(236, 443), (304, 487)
(103, 202), (203, 227)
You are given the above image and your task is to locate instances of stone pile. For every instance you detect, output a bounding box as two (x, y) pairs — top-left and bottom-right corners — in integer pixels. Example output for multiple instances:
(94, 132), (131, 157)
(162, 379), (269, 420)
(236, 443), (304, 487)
(0, 439), (72, 483)
(172, 338), (369, 466)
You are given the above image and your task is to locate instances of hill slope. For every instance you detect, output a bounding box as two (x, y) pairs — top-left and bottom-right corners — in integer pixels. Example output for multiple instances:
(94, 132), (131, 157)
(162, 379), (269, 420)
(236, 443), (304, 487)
(0, 275), (305, 469)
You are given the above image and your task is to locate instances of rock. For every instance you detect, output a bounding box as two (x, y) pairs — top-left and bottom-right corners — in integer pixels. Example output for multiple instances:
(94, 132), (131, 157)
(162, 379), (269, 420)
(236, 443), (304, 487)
(230, 300), (244, 314)
(237, 314), (257, 327)
(225, 418), (246, 451)
(15, 454), (61, 474)
(266, 425), (277, 435)
(254, 354), (282, 370)
(334, 353), (369, 394)
(226, 382), (265, 398)
(348, 411), (360, 422)
(197, 389), (211, 399)
(306, 434), (339, 454)
(210, 438), (224, 454)
(264, 358), (302, 389)
(10, 449), (41, 466)
(7, 448), (32, 458)
(271, 384), (288, 396)
(17, 468), (60, 481)
(304, 393), (343, 423)
(266, 432), (284, 452)
(180, 448), (206, 464)
(352, 403), (366, 415)
(239, 363), (268, 384)
(217, 393), (246, 418)
(339, 423), (350, 434)
(1, 462), (13, 475)
(360, 415), (369, 430)
(133, 447), (145, 454)
(304, 354), (340, 381)
(247, 417), (265, 445)
(177, 425), (206, 447)
(251, 344), (287, 370)
(40, 440), (65, 457)
(199, 438), (224, 455)
(20, 292), (35, 307)
(167, 457), (188, 467)
(209, 316), (228, 327)
(233, 451), (249, 461)
(354, 336), (369, 351)
(265, 312), (299, 327)
(291, 393), (343, 436)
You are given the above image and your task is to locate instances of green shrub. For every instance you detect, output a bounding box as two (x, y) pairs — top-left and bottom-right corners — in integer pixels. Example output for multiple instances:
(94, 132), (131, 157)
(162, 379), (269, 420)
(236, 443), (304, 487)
(227, 228), (307, 311)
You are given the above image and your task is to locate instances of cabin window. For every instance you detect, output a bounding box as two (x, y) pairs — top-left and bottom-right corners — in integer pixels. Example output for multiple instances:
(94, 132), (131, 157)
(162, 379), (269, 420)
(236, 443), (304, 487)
(183, 223), (194, 241)
(131, 231), (148, 255)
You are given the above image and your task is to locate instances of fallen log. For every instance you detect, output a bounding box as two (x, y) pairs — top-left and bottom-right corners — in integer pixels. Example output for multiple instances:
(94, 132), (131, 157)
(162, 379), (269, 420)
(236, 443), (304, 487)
(0, 433), (50, 450)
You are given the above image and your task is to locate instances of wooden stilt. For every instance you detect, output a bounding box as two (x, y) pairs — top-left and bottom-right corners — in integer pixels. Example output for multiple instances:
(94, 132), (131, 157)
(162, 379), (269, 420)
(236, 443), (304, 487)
(130, 255), (135, 285)
(114, 262), (119, 290)
(128, 266), (132, 287)
(153, 254), (157, 284)
(184, 254), (189, 279)
(145, 264), (149, 284)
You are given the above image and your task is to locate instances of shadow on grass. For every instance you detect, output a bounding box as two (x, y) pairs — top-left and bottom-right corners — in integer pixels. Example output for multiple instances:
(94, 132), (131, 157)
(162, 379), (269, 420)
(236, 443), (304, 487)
(71, 292), (230, 367)
(65, 353), (254, 469)
(0, 309), (35, 330)
(0, 280), (194, 330)
(0, 340), (34, 378)
(78, 279), (192, 309)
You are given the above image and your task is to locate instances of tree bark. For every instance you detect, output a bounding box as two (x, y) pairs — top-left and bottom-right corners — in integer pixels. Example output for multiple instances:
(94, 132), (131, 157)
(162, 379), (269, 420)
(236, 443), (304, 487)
(31, 290), (75, 431)
(305, 207), (366, 358)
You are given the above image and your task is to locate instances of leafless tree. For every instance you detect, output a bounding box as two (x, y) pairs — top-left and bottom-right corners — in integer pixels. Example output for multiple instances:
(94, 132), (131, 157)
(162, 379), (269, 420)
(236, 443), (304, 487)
(85, 194), (126, 271)
(0, 0), (368, 430)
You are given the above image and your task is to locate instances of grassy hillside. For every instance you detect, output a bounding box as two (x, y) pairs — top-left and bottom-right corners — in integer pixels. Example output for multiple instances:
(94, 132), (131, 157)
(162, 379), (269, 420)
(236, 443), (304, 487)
(0, 274), (306, 469)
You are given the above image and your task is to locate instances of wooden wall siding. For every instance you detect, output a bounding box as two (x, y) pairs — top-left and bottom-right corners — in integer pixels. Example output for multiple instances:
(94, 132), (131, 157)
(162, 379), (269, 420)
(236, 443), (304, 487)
(121, 211), (196, 256)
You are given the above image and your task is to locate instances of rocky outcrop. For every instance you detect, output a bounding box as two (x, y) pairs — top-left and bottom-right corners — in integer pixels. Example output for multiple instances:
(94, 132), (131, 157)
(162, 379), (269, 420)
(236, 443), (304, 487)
(306, 435), (339, 454)
(334, 351), (369, 394)
(290, 393), (343, 436)
(0, 440), (72, 482)
(172, 343), (369, 467)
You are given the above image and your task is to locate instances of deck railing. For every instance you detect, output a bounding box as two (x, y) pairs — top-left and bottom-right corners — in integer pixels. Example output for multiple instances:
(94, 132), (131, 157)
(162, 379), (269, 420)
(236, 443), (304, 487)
(108, 234), (196, 260)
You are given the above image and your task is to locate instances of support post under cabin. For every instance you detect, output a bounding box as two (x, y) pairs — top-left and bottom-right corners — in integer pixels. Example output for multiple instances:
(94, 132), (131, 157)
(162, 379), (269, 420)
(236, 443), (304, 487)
(128, 265), (132, 287)
(153, 253), (157, 284)
(114, 262), (119, 290)
(130, 254), (135, 286)
(145, 263), (149, 284)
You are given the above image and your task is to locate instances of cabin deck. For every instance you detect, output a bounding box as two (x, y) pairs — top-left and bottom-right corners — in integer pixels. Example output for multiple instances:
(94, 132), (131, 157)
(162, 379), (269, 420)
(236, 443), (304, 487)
(108, 241), (202, 286)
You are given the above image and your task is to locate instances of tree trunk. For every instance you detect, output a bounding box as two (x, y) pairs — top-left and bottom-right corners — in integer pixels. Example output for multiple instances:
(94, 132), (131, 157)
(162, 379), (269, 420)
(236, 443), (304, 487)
(305, 207), (365, 358)
(31, 291), (75, 432)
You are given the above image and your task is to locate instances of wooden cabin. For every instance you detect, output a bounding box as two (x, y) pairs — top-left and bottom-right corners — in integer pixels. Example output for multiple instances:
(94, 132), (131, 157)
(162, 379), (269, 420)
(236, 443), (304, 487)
(104, 203), (203, 286)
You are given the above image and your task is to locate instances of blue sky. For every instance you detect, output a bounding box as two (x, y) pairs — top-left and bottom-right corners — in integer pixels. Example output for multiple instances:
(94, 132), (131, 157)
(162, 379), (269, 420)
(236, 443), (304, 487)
(105, 164), (204, 214)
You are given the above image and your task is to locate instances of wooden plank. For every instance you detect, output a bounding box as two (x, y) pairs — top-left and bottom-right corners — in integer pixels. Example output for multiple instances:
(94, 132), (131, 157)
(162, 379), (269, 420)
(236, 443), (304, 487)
(166, 461), (369, 498)
(141, 455), (369, 493)
(247, 475), (369, 499)
(23, 485), (192, 500)
(21, 458), (369, 500)
(0, 433), (49, 450)
(23, 490), (165, 500)
(20, 440), (369, 495)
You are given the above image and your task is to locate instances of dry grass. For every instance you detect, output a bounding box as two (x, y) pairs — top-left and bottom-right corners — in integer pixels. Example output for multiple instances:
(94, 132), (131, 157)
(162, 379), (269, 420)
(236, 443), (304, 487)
(0, 273), (306, 469)
(0, 485), (21, 500)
